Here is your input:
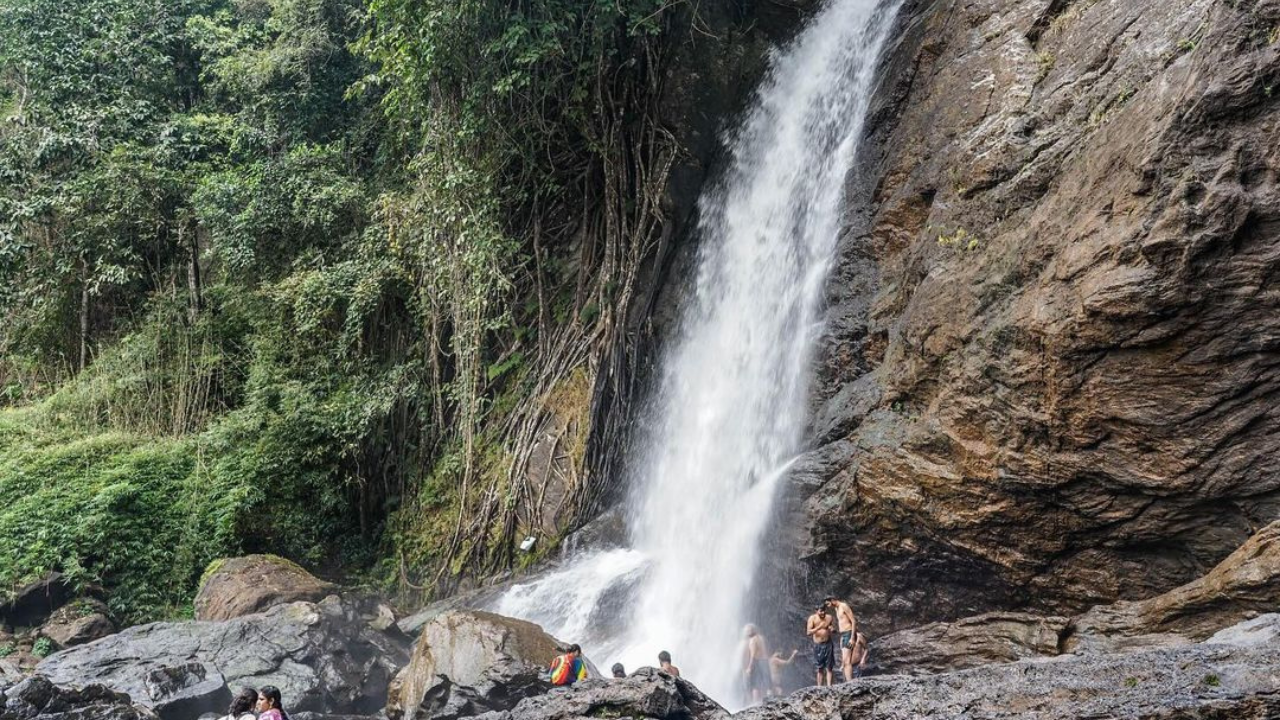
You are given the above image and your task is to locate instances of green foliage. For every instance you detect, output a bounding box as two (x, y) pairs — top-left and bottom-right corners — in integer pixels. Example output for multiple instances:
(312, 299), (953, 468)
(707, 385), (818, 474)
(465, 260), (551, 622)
(0, 0), (683, 621)
(193, 143), (367, 280)
(936, 227), (980, 251)
(1035, 52), (1055, 83)
(31, 637), (52, 658)
(0, 413), (222, 621)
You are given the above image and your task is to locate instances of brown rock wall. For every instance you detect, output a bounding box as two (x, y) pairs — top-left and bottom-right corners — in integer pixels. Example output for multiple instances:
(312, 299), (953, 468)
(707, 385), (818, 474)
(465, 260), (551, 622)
(803, 0), (1280, 630)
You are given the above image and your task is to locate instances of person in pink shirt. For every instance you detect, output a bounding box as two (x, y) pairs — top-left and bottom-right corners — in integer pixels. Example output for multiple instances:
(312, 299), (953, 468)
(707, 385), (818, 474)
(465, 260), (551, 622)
(255, 686), (289, 720)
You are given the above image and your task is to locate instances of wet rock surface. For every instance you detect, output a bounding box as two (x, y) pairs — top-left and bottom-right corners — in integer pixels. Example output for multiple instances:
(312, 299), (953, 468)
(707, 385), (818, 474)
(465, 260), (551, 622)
(386, 610), (585, 720)
(871, 521), (1280, 671)
(797, 0), (1280, 631)
(871, 611), (1068, 674)
(1066, 519), (1280, 651)
(738, 619), (1280, 720)
(35, 598), (407, 718)
(471, 667), (726, 720)
(194, 555), (337, 622)
(1, 675), (157, 720)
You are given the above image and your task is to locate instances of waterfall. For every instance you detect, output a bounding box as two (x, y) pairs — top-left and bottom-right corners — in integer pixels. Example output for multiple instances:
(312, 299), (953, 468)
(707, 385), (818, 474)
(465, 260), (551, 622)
(494, 0), (902, 707)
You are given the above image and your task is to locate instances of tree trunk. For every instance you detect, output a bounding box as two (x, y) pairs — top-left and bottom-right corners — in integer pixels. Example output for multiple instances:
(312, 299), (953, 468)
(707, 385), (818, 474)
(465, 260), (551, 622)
(185, 223), (202, 322)
(78, 271), (90, 372)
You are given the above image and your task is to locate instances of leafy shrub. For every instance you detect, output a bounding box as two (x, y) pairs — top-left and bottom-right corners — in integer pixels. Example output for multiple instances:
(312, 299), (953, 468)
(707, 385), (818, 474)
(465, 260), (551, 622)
(31, 637), (52, 658)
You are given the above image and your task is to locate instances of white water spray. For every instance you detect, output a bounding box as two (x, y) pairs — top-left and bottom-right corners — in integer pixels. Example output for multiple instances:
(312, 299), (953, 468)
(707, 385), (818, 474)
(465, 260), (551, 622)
(495, 0), (901, 707)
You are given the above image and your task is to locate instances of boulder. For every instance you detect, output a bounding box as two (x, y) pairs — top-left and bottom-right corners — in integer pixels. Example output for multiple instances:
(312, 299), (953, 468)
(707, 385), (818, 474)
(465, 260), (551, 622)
(471, 667), (726, 720)
(194, 555), (336, 622)
(39, 599), (114, 649)
(139, 662), (231, 720)
(36, 597), (408, 718)
(1066, 520), (1280, 652)
(1206, 613), (1280, 648)
(736, 618), (1280, 720)
(368, 603), (398, 633)
(1, 675), (157, 720)
(386, 610), (591, 720)
(0, 575), (74, 631)
(871, 611), (1068, 674)
(396, 587), (501, 637)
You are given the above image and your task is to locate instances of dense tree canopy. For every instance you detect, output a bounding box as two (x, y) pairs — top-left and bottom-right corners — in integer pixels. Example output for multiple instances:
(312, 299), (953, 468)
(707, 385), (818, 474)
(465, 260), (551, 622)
(0, 0), (683, 620)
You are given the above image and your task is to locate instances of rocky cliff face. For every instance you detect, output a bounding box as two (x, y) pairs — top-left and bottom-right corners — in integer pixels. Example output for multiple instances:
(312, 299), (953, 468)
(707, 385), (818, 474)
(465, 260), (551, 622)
(793, 0), (1280, 632)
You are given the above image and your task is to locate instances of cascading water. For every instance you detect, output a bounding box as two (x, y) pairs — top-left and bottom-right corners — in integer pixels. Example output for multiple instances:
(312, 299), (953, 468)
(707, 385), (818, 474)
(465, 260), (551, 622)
(495, 0), (901, 707)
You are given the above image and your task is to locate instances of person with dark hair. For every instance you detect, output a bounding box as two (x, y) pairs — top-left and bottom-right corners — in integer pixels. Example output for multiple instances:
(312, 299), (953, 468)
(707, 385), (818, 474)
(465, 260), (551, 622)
(549, 643), (588, 686)
(806, 605), (835, 686)
(256, 685), (289, 720)
(823, 596), (858, 683)
(611, 663), (626, 678)
(219, 687), (257, 720)
(657, 650), (680, 677)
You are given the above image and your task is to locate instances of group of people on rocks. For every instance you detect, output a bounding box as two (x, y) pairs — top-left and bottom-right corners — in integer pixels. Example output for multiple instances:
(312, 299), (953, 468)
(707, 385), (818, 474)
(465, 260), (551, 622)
(549, 595), (868, 706)
(218, 686), (289, 720)
(741, 596), (869, 703)
(805, 596), (868, 687)
(608, 650), (680, 680)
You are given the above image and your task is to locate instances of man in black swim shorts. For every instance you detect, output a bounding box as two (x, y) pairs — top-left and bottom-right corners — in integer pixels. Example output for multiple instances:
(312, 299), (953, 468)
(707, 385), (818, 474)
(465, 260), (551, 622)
(805, 605), (835, 686)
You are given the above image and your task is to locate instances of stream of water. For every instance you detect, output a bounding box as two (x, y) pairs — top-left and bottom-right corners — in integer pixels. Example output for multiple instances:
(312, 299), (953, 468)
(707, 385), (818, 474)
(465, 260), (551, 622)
(494, 0), (902, 707)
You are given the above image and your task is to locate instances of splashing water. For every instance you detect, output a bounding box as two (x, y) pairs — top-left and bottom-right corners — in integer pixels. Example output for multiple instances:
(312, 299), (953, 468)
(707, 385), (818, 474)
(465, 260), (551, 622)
(494, 0), (902, 707)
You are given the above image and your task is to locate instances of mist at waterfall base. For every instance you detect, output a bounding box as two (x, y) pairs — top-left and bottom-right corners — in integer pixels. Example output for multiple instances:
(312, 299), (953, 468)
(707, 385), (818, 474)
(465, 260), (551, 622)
(494, 0), (901, 708)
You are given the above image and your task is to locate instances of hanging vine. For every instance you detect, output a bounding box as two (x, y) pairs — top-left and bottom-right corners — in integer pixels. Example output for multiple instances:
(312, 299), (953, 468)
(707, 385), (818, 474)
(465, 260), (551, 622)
(360, 0), (689, 594)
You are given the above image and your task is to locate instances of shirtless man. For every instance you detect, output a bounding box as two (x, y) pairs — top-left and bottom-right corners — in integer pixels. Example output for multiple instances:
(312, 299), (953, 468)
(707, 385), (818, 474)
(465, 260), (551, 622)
(741, 624), (769, 705)
(805, 605), (835, 686)
(768, 648), (799, 697)
(658, 651), (680, 677)
(824, 596), (858, 683)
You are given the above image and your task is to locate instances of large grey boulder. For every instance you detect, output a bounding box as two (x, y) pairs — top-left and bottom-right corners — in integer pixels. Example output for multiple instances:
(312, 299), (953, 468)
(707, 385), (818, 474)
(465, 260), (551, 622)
(386, 610), (596, 720)
(1, 675), (157, 720)
(472, 667), (726, 720)
(36, 597), (408, 719)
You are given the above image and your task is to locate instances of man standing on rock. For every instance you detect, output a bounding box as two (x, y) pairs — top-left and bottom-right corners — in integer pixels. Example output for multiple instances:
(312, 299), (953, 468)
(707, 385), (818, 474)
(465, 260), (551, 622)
(806, 605), (835, 686)
(741, 624), (770, 704)
(824, 596), (858, 682)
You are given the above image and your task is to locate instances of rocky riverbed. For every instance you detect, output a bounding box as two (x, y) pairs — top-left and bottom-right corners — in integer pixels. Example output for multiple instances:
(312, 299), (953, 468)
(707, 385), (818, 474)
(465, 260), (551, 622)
(4, 552), (1280, 720)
